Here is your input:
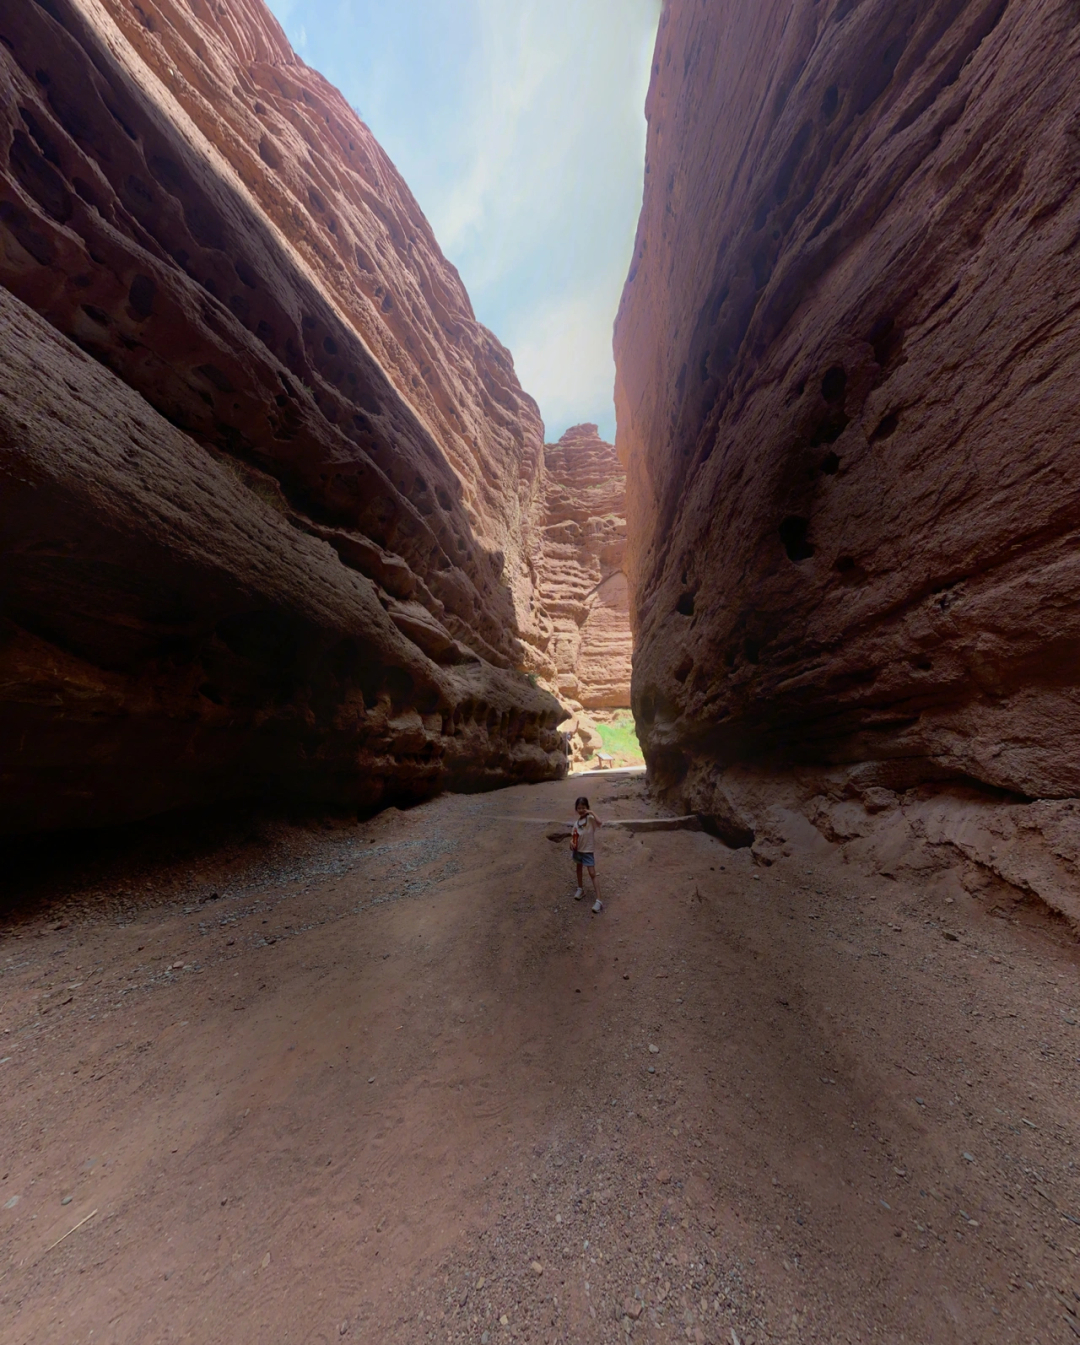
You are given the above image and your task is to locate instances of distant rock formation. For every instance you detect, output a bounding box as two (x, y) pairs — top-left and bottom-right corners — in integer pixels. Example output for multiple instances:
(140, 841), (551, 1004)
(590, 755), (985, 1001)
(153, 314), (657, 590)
(0, 0), (565, 832)
(534, 425), (632, 712)
(615, 0), (1080, 824)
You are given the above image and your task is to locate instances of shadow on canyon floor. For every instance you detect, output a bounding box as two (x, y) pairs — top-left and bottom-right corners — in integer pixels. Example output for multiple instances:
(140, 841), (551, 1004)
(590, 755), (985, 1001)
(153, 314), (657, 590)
(2, 774), (1079, 1344)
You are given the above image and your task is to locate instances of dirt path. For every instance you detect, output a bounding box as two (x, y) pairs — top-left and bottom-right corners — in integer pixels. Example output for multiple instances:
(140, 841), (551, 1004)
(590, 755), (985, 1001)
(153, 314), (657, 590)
(2, 773), (1079, 1344)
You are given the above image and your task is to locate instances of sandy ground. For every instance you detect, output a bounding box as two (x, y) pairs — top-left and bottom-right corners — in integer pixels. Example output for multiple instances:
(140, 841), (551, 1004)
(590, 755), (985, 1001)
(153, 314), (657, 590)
(2, 771), (1079, 1345)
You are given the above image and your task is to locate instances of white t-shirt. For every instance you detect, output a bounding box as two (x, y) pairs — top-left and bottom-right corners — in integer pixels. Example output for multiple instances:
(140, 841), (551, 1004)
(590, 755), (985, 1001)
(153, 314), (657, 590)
(571, 814), (598, 854)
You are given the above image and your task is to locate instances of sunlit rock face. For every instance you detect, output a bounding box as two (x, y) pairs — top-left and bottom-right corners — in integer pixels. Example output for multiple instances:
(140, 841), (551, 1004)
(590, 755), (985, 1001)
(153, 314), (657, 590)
(615, 0), (1080, 817)
(0, 0), (565, 833)
(535, 425), (632, 711)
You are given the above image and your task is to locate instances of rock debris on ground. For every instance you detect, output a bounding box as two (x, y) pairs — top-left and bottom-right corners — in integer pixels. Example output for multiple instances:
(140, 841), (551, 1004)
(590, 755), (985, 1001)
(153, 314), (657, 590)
(2, 773), (1079, 1343)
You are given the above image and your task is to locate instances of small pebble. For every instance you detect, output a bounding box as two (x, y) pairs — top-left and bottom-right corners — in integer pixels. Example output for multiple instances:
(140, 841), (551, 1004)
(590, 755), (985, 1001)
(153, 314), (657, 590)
(61, 1195), (72, 1206)
(648, 1044), (659, 1054)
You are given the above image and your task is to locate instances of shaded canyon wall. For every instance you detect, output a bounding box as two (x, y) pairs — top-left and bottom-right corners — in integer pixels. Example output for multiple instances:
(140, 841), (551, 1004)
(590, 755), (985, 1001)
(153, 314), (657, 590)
(614, 0), (1080, 909)
(0, 0), (566, 832)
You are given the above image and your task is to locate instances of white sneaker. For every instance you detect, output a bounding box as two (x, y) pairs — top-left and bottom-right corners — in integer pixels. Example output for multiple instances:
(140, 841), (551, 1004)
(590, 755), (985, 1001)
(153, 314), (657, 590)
(573, 886), (585, 900)
(591, 898), (603, 914)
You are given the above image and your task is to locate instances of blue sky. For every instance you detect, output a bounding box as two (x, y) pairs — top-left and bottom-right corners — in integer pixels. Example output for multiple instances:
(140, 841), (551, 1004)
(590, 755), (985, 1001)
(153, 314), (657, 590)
(265, 0), (659, 442)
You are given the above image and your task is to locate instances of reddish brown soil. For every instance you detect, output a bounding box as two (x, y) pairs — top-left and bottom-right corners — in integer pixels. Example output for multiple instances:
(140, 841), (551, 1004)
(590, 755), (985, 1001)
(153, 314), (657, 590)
(2, 773), (1078, 1344)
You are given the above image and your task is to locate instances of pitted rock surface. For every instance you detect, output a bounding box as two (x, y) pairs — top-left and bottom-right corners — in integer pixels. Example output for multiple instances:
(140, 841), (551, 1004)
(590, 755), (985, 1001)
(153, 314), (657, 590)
(0, 289), (562, 833)
(615, 0), (1080, 810)
(534, 424), (632, 711)
(0, 0), (564, 831)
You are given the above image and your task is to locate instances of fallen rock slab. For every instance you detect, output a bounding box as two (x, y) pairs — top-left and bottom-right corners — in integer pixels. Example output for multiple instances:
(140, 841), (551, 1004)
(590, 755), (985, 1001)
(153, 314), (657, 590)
(543, 816), (703, 842)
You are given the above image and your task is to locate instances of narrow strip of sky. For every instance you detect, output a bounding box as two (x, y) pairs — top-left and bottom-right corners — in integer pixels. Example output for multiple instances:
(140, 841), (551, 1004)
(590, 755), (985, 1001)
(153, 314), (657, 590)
(265, 0), (659, 442)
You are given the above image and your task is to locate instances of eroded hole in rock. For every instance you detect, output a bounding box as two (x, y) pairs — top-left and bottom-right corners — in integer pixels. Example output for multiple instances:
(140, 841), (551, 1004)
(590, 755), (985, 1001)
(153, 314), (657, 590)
(196, 363), (234, 394)
(871, 411), (900, 440)
(9, 129), (72, 223)
(809, 410), (850, 445)
(72, 175), (101, 208)
(819, 451), (841, 474)
(676, 591), (695, 616)
(127, 274), (155, 320)
(779, 516), (815, 562)
(234, 257), (259, 289)
(18, 106), (60, 164)
(149, 154), (186, 196)
(870, 316), (904, 369)
(820, 365), (847, 403)
(834, 554), (867, 585)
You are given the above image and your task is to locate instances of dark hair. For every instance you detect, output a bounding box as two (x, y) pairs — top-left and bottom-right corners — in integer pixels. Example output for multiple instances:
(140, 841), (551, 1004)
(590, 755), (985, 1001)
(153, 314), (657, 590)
(575, 796), (590, 808)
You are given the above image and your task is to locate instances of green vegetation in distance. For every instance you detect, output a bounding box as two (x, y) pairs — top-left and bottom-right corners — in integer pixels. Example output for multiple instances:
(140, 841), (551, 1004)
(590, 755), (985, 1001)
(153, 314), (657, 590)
(596, 712), (644, 765)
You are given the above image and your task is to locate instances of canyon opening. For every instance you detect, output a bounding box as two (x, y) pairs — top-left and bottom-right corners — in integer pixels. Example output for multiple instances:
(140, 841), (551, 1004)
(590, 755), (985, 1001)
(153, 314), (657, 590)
(2, 2), (1079, 1343)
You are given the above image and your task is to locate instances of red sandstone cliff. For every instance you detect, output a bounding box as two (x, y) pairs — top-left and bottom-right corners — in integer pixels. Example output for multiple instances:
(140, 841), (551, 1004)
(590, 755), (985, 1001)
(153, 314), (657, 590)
(0, 0), (564, 831)
(614, 1), (1080, 893)
(534, 425), (632, 712)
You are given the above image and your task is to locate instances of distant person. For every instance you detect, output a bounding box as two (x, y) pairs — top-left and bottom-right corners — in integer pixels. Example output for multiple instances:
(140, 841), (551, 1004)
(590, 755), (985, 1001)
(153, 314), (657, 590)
(571, 795), (603, 913)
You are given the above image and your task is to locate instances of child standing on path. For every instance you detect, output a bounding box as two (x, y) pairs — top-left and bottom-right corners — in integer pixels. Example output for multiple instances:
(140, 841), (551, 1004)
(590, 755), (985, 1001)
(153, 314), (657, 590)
(571, 795), (603, 913)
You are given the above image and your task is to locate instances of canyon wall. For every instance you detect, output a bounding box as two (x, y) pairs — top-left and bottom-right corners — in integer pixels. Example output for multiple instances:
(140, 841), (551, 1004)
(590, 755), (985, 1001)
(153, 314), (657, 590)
(534, 424), (632, 712)
(614, 1), (1080, 896)
(0, 0), (565, 832)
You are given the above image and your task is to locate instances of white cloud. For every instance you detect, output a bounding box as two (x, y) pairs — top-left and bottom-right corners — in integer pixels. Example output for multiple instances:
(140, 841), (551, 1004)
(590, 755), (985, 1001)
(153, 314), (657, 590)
(422, 0), (659, 439)
(427, 0), (657, 285)
(433, 7), (561, 264)
(507, 291), (618, 441)
(264, 0), (659, 437)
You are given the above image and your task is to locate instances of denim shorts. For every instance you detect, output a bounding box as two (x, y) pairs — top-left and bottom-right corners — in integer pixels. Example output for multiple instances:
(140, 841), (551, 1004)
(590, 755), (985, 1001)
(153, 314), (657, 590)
(572, 850), (595, 867)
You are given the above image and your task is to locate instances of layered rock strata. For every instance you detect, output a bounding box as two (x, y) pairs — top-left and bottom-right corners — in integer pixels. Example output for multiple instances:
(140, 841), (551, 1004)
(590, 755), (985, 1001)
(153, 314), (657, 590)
(0, 0), (564, 832)
(533, 424), (632, 711)
(615, 0), (1080, 838)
